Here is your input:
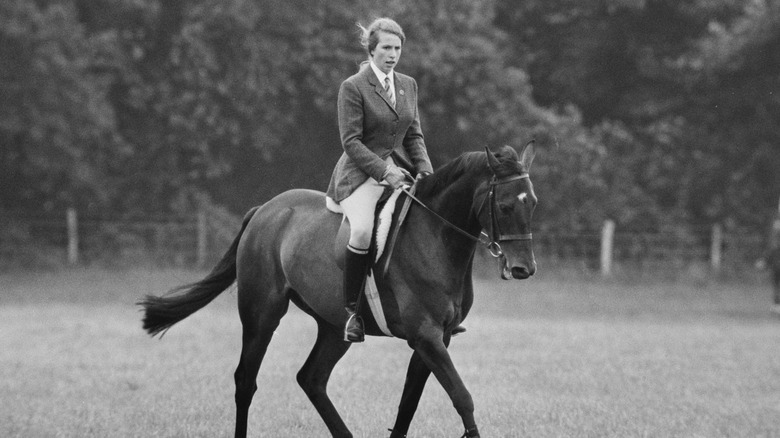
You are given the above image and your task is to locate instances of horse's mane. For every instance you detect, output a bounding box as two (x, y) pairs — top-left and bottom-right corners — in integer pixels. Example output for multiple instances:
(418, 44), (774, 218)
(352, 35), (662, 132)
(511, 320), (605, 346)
(418, 147), (523, 197)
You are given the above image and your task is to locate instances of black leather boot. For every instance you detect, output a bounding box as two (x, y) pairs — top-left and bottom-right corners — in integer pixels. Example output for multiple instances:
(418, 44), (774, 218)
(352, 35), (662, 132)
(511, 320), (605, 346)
(344, 246), (370, 342)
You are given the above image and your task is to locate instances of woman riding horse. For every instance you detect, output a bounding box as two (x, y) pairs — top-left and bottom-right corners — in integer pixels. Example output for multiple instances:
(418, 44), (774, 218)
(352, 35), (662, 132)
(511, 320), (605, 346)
(139, 142), (538, 438)
(325, 18), (433, 343)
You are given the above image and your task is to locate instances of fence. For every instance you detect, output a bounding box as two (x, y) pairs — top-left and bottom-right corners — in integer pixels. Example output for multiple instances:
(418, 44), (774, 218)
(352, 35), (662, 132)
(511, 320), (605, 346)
(1, 207), (240, 269)
(0, 209), (767, 277)
(532, 220), (765, 278)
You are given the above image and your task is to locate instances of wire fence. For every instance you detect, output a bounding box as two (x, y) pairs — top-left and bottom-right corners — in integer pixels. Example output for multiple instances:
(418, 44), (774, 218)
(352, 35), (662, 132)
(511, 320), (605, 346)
(531, 225), (764, 279)
(1, 208), (240, 270)
(0, 209), (768, 279)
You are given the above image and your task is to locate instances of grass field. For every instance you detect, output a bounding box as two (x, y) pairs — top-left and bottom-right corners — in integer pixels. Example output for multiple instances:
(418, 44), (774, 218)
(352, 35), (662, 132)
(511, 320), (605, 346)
(2, 267), (779, 437)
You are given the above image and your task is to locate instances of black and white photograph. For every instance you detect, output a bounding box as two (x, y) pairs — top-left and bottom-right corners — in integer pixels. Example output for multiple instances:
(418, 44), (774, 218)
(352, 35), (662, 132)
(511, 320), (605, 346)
(2, 1), (779, 437)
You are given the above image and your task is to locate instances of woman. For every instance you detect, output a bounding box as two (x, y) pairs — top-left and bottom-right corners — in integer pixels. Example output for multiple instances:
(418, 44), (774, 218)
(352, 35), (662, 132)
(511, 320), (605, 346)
(326, 18), (433, 342)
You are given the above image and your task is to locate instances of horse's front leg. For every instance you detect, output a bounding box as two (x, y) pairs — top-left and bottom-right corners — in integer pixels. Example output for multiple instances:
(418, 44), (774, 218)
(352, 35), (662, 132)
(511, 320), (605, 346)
(388, 348), (438, 437)
(407, 329), (480, 438)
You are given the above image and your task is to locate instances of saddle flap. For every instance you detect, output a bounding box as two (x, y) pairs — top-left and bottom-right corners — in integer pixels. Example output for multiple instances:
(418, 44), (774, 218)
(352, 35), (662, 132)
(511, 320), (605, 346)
(334, 217), (351, 269)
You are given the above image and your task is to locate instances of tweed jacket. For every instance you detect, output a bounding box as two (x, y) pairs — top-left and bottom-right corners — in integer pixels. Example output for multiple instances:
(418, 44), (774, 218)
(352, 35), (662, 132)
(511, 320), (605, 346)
(326, 65), (433, 202)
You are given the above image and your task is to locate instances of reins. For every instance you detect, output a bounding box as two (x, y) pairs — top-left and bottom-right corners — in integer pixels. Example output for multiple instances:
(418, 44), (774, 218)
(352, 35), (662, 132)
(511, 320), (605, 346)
(400, 172), (532, 258)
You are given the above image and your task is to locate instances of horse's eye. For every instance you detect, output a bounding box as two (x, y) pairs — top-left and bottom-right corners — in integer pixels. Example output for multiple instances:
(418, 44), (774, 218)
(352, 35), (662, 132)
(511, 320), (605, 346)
(499, 203), (513, 213)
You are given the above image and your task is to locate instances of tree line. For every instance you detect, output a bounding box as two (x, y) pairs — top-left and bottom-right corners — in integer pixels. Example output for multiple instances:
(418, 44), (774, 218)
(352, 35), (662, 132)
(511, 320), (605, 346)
(2, 0), (778, 241)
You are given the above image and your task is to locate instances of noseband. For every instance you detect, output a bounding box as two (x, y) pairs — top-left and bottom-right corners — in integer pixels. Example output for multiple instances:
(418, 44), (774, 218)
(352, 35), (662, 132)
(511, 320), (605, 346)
(401, 172), (532, 258)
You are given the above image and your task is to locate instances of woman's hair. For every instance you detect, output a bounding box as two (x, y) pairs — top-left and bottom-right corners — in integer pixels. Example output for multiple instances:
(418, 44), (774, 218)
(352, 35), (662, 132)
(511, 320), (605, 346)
(358, 17), (405, 56)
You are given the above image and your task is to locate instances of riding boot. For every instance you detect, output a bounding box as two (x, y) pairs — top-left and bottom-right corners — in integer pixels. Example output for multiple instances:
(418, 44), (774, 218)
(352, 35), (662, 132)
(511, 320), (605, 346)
(344, 245), (370, 342)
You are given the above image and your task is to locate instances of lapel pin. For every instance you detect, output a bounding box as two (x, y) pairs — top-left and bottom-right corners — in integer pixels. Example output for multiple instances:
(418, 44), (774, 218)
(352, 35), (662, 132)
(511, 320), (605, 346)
(399, 89), (405, 96)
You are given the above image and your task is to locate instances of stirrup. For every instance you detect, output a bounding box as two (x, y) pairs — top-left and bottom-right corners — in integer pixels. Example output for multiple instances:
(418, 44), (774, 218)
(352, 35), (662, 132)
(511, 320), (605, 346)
(344, 313), (365, 343)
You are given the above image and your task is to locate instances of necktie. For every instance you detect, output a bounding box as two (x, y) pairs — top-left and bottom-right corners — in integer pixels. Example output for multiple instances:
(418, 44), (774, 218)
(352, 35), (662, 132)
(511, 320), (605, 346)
(384, 77), (395, 108)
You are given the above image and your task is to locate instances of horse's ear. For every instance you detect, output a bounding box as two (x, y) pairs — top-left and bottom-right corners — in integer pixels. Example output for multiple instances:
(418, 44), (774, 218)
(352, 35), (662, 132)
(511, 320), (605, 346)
(485, 146), (501, 173)
(519, 139), (536, 171)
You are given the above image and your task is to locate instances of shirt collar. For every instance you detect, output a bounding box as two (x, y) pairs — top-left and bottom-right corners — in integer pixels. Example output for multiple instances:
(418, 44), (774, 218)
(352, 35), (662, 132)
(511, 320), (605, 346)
(369, 60), (394, 86)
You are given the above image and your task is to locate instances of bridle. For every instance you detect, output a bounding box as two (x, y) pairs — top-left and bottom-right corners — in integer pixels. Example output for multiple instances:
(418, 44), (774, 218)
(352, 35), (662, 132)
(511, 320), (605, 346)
(475, 172), (533, 257)
(400, 171), (533, 258)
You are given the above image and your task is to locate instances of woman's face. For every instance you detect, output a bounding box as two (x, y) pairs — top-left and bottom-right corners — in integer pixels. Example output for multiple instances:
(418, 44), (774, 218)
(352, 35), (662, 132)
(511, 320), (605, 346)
(370, 31), (402, 74)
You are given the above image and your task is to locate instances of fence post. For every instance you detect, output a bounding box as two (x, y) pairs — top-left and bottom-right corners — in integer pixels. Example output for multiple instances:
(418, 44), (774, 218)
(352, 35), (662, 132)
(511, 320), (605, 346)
(66, 208), (79, 265)
(601, 219), (615, 277)
(710, 223), (723, 271)
(197, 210), (207, 268)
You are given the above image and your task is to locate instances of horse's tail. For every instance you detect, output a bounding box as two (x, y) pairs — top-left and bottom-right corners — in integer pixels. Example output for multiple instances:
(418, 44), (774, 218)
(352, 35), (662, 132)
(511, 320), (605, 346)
(139, 206), (259, 337)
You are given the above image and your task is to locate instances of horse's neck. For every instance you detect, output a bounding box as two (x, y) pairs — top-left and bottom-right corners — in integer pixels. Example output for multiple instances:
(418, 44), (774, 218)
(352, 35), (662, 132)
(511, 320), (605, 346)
(400, 169), (483, 301)
(418, 166), (486, 246)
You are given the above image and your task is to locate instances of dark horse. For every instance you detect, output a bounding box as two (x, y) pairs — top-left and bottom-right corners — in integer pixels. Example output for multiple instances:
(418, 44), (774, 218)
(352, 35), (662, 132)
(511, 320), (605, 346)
(139, 143), (537, 438)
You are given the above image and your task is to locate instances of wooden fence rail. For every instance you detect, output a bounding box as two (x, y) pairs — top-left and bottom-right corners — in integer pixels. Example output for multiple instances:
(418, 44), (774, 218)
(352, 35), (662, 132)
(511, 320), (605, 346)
(1, 208), (237, 269)
(0, 209), (767, 276)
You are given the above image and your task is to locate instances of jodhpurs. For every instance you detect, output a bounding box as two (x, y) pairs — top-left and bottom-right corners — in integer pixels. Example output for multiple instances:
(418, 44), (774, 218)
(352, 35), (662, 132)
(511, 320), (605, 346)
(339, 157), (394, 251)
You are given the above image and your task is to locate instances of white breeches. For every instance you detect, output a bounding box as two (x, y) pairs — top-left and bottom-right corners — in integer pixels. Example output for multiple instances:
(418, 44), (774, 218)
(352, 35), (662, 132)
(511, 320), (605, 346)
(339, 157), (394, 250)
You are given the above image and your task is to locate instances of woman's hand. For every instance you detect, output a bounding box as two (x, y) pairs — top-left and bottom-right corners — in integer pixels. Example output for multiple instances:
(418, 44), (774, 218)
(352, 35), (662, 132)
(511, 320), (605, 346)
(416, 171), (431, 181)
(383, 165), (412, 189)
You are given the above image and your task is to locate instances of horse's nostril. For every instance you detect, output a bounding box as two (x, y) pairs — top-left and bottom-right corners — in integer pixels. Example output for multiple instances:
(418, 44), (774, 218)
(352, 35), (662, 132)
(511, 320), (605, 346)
(512, 266), (530, 279)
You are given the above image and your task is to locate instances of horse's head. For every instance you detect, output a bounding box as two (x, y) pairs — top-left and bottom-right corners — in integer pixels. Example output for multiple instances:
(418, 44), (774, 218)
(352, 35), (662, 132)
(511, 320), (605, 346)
(476, 142), (537, 280)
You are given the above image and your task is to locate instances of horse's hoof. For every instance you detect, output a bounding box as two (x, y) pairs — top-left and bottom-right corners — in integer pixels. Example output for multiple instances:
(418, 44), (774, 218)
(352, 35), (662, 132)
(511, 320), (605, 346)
(460, 426), (480, 438)
(387, 428), (407, 438)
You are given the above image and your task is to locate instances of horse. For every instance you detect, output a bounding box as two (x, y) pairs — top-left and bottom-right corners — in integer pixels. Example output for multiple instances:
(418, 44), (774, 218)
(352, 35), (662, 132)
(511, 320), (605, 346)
(139, 142), (538, 438)
(761, 214), (780, 313)
(768, 218), (780, 311)
(771, 247), (780, 310)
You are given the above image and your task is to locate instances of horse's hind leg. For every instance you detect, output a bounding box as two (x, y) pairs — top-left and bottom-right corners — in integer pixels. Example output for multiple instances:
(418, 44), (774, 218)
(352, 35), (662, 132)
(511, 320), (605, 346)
(233, 281), (290, 438)
(296, 319), (352, 438)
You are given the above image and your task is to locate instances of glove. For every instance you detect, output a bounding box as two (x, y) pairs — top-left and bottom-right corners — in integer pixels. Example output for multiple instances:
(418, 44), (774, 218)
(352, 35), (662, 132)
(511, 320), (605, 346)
(383, 165), (412, 189)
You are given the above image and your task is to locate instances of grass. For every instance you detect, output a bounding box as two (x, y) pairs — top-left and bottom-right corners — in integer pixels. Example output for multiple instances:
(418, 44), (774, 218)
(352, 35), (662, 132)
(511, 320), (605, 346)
(1, 267), (779, 437)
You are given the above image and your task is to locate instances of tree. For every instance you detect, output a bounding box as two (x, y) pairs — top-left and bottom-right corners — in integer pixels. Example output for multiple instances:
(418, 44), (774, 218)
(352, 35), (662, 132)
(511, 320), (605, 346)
(674, 0), (780, 227)
(13, 0), (774, 237)
(0, 0), (124, 214)
(496, 0), (780, 230)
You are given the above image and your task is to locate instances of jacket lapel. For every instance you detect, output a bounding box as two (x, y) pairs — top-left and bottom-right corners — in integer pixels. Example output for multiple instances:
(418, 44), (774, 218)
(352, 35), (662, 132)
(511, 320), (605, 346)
(366, 68), (398, 114)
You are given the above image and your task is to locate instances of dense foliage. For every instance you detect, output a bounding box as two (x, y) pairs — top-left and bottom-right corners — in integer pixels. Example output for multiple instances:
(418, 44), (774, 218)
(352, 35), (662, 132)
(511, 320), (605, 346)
(496, 0), (780, 231)
(2, 0), (778, 234)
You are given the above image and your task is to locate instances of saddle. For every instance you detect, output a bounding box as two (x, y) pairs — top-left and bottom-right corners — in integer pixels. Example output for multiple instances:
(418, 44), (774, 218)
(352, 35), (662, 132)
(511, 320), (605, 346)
(330, 184), (415, 273)
(327, 184), (417, 338)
